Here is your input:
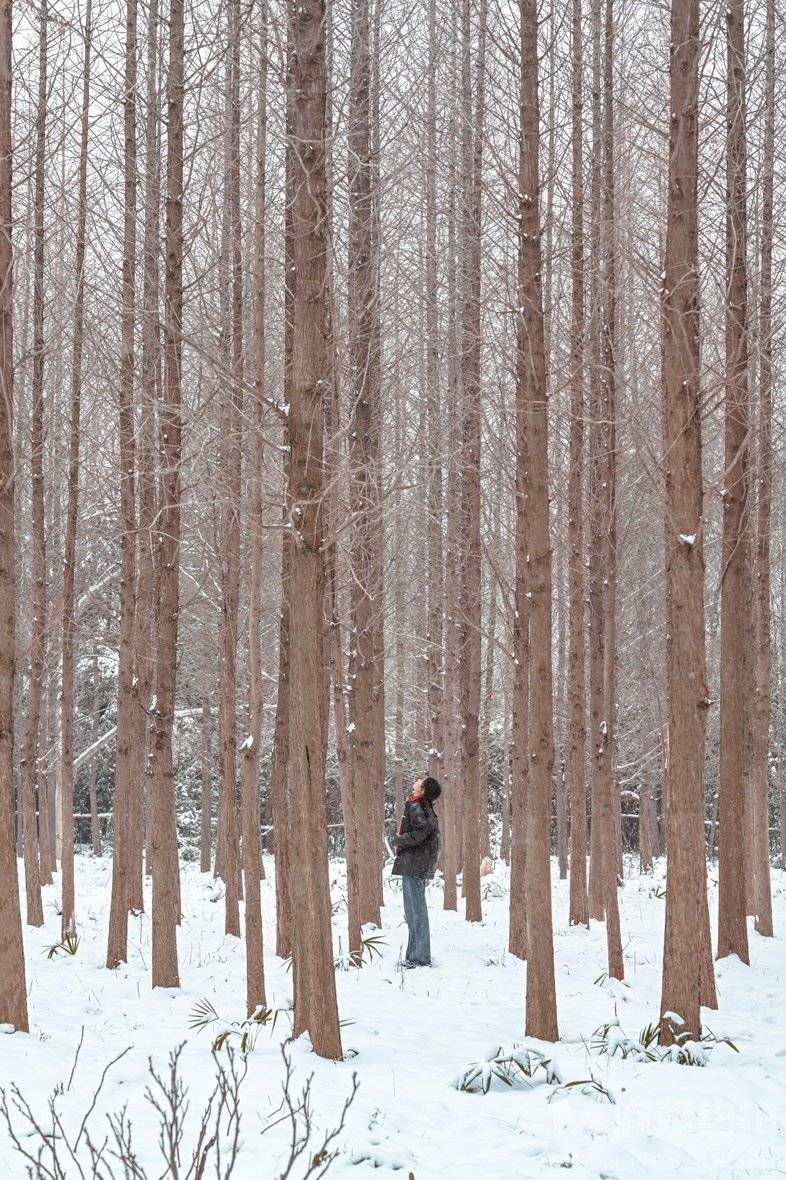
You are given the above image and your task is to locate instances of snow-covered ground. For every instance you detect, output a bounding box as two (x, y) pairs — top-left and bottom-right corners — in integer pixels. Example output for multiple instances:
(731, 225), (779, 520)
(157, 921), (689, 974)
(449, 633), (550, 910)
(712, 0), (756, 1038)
(2, 855), (786, 1178)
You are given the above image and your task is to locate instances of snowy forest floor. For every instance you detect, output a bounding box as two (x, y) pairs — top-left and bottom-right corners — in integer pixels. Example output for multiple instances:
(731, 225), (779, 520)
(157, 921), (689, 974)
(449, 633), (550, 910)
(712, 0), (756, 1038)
(3, 856), (786, 1179)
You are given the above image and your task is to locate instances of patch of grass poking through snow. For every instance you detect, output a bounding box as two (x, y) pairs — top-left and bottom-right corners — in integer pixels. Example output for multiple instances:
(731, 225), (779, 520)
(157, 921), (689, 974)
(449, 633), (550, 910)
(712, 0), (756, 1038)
(591, 1017), (739, 1067)
(189, 997), (293, 1055)
(453, 1044), (563, 1094)
(334, 933), (387, 971)
(43, 930), (81, 960)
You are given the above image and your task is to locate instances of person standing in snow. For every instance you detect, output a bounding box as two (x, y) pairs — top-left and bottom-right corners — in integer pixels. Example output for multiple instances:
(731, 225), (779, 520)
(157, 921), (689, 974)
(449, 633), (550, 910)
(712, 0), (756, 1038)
(391, 777), (442, 968)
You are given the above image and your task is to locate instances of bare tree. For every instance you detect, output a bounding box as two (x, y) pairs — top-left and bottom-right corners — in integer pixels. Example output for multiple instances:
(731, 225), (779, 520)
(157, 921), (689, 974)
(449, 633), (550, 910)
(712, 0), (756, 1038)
(717, 0), (752, 965)
(567, 0), (588, 928)
(659, 0), (718, 1045)
(0, 0), (28, 1031)
(150, 0), (185, 989)
(60, 0), (92, 939)
(751, 0), (775, 939)
(20, 0), (49, 931)
(519, 0), (558, 1042)
(286, 0), (342, 1059)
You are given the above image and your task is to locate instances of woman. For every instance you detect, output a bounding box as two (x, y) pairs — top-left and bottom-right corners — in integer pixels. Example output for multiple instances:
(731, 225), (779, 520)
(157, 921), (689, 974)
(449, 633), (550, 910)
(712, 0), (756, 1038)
(391, 776), (442, 968)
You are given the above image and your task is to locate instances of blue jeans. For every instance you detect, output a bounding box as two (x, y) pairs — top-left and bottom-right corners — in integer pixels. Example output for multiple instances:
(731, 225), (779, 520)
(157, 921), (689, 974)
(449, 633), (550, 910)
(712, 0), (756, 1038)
(402, 875), (431, 965)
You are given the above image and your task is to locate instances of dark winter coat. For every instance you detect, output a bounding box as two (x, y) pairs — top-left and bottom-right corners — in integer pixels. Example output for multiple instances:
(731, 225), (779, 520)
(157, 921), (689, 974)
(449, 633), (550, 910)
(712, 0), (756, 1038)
(391, 799), (440, 879)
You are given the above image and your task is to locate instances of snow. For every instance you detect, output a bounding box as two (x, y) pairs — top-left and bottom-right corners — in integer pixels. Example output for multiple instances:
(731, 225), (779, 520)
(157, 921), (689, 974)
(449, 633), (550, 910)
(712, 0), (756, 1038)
(3, 856), (786, 1177)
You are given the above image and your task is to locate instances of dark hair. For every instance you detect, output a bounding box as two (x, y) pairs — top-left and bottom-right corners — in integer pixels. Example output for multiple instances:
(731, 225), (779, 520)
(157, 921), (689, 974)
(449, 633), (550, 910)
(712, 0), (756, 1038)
(422, 776), (442, 803)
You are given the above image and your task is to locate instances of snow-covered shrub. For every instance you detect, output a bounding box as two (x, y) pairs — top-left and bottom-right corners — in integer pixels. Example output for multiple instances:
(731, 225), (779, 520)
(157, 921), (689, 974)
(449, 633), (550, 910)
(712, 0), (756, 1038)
(591, 1017), (738, 1067)
(454, 1043), (563, 1094)
(189, 997), (292, 1056)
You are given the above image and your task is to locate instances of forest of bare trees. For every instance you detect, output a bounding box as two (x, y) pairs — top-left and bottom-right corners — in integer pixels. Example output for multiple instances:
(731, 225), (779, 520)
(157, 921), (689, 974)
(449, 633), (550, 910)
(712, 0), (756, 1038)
(1, 0), (786, 1086)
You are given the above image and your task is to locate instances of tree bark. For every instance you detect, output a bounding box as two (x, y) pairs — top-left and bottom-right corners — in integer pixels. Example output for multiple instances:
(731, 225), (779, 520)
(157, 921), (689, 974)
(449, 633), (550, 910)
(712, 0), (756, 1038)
(0, 0), (28, 1029)
(240, 0), (269, 1017)
(21, 0), (49, 931)
(717, 0), (751, 965)
(567, 0), (588, 928)
(519, 0), (558, 1041)
(150, 0), (184, 989)
(130, 0), (161, 917)
(751, 0), (775, 939)
(216, 0), (243, 941)
(286, 0), (342, 1058)
(659, 0), (718, 1044)
(107, 0), (138, 967)
(458, 0), (486, 925)
(60, 0), (92, 938)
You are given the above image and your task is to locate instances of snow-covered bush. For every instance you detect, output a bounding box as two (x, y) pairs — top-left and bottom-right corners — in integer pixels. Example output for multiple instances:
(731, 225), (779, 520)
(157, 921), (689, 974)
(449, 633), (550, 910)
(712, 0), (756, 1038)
(591, 1016), (738, 1066)
(454, 1043), (563, 1094)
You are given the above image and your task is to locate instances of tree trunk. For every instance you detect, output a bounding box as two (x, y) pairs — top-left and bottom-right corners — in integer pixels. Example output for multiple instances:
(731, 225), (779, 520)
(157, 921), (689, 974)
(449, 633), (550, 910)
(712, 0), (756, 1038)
(286, 0), (342, 1058)
(150, 0), (184, 989)
(458, 0), (486, 926)
(200, 680), (213, 873)
(717, 0), (751, 965)
(751, 0), (774, 939)
(21, 0), (49, 931)
(519, 0), (558, 1041)
(0, 0), (28, 1029)
(107, 0), (138, 967)
(60, 0), (92, 938)
(598, 0), (623, 981)
(240, 0), (269, 1017)
(130, 0), (162, 916)
(216, 0), (243, 940)
(345, 0), (384, 959)
(89, 652), (102, 856)
(567, 0), (588, 928)
(659, 0), (718, 1044)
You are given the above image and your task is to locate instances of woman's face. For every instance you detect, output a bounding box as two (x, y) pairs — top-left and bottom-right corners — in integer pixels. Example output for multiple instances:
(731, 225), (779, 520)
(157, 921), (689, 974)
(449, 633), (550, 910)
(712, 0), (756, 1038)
(412, 778), (424, 797)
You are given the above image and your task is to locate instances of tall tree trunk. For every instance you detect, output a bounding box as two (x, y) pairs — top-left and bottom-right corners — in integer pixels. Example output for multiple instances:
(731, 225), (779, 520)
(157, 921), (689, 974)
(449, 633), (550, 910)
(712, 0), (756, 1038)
(287, 0), (342, 1058)
(717, 0), (751, 965)
(659, 0), (718, 1042)
(751, 0), (775, 939)
(107, 0), (138, 967)
(61, 0), (92, 938)
(425, 0), (443, 784)
(345, 0), (384, 959)
(442, 32), (461, 912)
(21, 0), (49, 930)
(458, 0), (485, 925)
(587, 0), (604, 921)
(270, 93), (295, 962)
(0, 0), (28, 1029)
(150, 0), (184, 989)
(240, 0), (269, 1017)
(567, 0), (588, 928)
(597, 0), (623, 981)
(217, 0), (243, 940)
(519, 0), (558, 1041)
(130, 0), (161, 916)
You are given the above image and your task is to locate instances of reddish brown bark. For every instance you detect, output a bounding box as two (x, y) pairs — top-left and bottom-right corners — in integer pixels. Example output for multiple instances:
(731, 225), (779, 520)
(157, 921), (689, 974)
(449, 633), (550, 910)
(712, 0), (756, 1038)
(21, 0), (49, 931)
(0, 0), (28, 1030)
(519, 0), (558, 1041)
(60, 0), (92, 938)
(717, 0), (752, 966)
(286, 0), (342, 1058)
(751, 0), (775, 939)
(567, 0), (588, 928)
(150, 0), (184, 989)
(659, 0), (718, 1044)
